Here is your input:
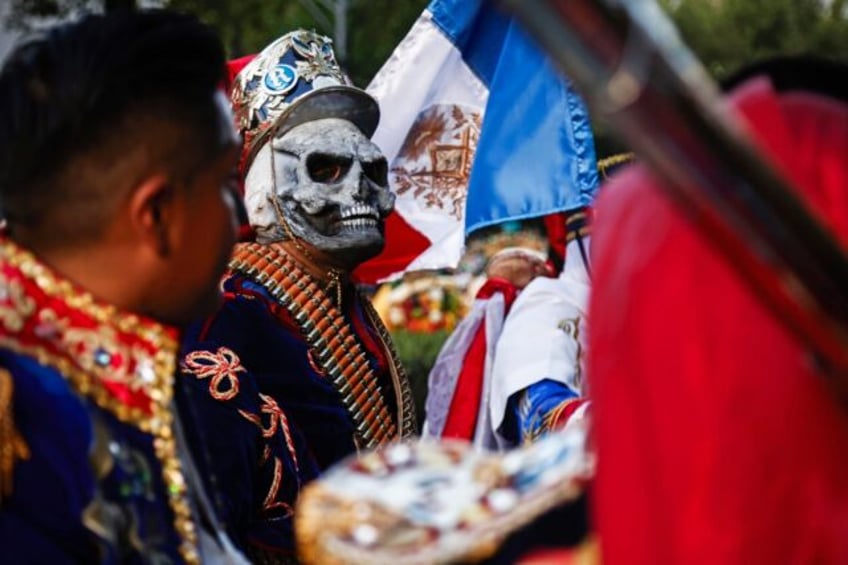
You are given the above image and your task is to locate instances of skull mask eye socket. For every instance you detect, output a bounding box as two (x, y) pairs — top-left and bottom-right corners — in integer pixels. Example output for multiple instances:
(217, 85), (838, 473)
(306, 153), (353, 183)
(362, 158), (388, 186)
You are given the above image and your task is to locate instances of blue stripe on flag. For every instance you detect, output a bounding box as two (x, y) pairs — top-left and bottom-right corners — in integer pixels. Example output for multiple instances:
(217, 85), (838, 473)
(464, 19), (599, 235)
(428, 0), (508, 86)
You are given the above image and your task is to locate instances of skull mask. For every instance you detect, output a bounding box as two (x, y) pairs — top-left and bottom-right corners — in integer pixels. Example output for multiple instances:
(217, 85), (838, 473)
(244, 118), (395, 267)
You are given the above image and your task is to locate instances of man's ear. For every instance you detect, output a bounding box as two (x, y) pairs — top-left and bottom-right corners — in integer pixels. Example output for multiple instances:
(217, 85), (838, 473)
(129, 174), (176, 257)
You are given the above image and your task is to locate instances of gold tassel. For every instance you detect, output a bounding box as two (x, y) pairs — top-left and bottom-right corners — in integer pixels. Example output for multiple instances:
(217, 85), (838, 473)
(0, 368), (30, 502)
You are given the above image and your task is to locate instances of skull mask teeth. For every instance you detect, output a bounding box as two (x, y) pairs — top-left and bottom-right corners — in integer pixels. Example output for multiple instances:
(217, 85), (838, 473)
(248, 118), (395, 266)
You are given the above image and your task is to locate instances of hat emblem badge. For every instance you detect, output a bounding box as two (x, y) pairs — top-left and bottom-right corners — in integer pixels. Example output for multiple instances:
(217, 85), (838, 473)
(263, 63), (299, 95)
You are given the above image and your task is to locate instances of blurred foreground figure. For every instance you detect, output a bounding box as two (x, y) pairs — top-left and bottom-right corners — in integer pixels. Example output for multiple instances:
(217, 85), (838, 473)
(590, 57), (848, 564)
(0, 11), (245, 564)
(297, 424), (593, 564)
(178, 30), (417, 562)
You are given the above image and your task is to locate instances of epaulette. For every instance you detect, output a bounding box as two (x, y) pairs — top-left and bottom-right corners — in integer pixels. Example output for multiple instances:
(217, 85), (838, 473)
(597, 152), (635, 181)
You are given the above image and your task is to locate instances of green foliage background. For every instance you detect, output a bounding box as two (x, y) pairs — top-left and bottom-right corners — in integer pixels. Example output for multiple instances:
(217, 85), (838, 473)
(162, 0), (429, 87)
(391, 329), (450, 424)
(662, 0), (848, 79)
(9, 1), (846, 86)
(7, 0), (847, 167)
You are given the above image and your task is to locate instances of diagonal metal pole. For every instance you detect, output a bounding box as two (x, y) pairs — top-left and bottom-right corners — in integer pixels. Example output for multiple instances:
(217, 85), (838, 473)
(499, 0), (848, 397)
(297, 0), (352, 64)
(297, 0), (333, 31)
(333, 0), (348, 63)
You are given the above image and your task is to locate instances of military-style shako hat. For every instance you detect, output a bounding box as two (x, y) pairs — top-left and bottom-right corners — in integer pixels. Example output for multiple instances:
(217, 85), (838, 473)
(230, 29), (380, 172)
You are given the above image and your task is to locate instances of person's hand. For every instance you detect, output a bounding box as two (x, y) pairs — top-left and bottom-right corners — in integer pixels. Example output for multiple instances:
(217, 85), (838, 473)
(486, 248), (552, 289)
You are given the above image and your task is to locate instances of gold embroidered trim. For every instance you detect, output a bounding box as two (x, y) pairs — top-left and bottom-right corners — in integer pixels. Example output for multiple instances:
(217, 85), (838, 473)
(564, 209), (592, 244)
(565, 226), (592, 243)
(597, 152), (635, 180)
(544, 397), (584, 434)
(230, 243), (416, 448)
(0, 240), (199, 564)
(0, 367), (29, 501)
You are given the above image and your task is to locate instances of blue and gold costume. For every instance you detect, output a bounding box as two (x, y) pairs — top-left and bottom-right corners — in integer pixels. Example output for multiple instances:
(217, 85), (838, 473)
(179, 243), (416, 562)
(0, 238), (202, 564)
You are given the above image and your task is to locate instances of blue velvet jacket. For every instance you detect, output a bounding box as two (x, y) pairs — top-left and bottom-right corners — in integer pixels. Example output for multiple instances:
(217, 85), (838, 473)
(0, 239), (201, 564)
(178, 242), (416, 563)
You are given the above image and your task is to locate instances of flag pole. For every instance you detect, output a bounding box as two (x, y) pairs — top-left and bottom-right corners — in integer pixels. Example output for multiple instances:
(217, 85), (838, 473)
(498, 0), (848, 396)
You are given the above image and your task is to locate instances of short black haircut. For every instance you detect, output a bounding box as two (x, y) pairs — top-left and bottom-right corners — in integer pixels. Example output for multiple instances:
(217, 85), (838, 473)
(0, 10), (227, 246)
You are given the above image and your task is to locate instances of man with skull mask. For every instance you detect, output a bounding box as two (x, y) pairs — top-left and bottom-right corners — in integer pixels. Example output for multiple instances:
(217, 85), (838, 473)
(176, 30), (418, 562)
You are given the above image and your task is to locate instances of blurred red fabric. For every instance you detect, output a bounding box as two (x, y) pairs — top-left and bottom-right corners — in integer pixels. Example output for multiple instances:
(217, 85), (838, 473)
(589, 76), (848, 564)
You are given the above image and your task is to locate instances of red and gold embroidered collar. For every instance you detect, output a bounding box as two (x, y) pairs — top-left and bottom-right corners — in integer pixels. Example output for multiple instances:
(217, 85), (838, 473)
(0, 238), (201, 563)
(0, 238), (179, 426)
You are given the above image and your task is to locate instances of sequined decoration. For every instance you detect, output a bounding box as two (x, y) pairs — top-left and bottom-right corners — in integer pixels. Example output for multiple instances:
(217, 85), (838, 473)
(0, 368), (30, 501)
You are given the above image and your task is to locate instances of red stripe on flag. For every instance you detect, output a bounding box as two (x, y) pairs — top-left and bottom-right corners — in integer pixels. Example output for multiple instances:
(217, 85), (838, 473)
(354, 210), (432, 284)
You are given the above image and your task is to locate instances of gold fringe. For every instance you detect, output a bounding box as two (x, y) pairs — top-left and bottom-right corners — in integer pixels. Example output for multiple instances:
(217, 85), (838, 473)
(597, 152), (635, 180)
(0, 367), (30, 501)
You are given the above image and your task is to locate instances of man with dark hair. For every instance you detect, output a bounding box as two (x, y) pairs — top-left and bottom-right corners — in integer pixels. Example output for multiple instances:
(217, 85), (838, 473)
(0, 10), (245, 564)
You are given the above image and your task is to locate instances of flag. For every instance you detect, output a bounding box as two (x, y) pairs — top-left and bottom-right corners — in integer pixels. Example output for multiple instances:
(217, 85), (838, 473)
(354, 0), (598, 284)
